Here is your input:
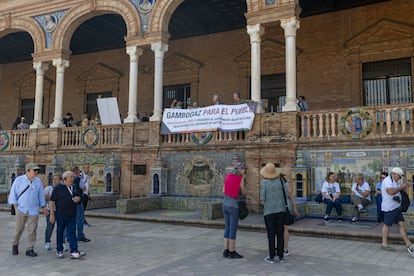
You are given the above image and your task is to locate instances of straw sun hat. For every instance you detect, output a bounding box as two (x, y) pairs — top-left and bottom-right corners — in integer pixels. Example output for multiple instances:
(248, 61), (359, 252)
(260, 163), (282, 179)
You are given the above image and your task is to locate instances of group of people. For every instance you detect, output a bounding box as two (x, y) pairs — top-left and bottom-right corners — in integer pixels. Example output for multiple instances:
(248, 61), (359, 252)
(222, 162), (300, 264)
(169, 92), (250, 110)
(8, 162), (92, 259)
(320, 168), (414, 257)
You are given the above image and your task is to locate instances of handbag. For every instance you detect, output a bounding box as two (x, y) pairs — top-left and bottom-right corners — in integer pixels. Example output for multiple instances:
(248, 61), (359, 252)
(280, 179), (294, 225)
(238, 200), (249, 220)
(10, 184), (30, 216)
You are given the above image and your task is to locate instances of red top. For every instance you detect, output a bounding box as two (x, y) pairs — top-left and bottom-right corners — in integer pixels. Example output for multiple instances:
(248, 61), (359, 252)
(224, 174), (242, 199)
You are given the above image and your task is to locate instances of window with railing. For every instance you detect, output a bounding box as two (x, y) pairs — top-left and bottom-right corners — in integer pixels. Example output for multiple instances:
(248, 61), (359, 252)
(363, 58), (412, 106)
(163, 84), (191, 109)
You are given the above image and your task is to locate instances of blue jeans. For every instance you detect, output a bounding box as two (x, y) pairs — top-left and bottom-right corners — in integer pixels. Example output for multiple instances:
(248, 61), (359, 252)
(376, 194), (384, 222)
(323, 198), (342, 216)
(45, 214), (55, 243)
(76, 203), (85, 239)
(56, 214), (78, 253)
(223, 206), (239, 240)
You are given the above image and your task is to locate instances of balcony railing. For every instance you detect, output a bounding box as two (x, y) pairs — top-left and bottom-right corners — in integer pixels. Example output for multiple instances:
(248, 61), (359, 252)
(297, 104), (414, 141)
(3, 103), (414, 152)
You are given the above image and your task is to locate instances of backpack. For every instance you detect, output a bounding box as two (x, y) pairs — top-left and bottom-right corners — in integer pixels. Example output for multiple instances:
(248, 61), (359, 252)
(400, 190), (410, 212)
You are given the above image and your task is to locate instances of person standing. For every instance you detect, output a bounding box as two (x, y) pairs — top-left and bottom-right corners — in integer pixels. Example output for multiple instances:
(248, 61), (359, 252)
(380, 167), (414, 256)
(321, 172), (343, 222)
(44, 173), (62, 250)
(49, 171), (86, 259)
(260, 163), (288, 264)
(72, 166), (90, 242)
(282, 175), (300, 256)
(350, 173), (371, 223)
(80, 163), (91, 227)
(8, 163), (47, 257)
(375, 172), (388, 223)
(222, 162), (247, 259)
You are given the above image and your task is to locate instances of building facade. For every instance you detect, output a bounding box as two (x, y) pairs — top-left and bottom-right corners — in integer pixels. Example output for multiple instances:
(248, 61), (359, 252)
(0, 0), (413, 220)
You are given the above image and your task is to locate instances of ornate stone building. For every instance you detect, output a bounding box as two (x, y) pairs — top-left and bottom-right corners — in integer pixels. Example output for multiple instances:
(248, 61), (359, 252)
(0, 0), (413, 223)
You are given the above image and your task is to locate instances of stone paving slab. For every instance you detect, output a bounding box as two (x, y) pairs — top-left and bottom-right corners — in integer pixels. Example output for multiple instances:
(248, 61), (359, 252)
(1, 210), (414, 275)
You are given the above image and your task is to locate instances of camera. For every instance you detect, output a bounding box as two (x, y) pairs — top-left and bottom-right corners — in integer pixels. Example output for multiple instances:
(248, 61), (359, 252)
(393, 196), (401, 203)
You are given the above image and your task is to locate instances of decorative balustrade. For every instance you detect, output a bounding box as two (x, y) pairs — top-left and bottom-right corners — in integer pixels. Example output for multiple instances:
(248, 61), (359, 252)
(9, 130), (31, 149)
(298, 104), (414, 141)
(59, 125), (124, 148)
(160, 130), (246, 145)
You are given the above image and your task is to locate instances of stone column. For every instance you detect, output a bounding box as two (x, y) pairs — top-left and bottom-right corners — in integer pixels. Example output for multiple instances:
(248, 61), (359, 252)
(50, 58), (69, 128)
(30, 61), (49, 129)
(150, 42), (168, 121)
(124, 46), (143, 123)
(281, 17), (300, 112)
(247, 24), (265, 109)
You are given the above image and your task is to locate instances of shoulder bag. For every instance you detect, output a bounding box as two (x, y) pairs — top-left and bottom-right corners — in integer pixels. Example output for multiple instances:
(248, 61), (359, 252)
(10, 185), (30, 216)
(280, 179), (294, 225)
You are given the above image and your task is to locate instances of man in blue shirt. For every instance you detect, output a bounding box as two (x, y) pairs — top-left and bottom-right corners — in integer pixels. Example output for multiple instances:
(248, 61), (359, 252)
(8, 163), (48, 257)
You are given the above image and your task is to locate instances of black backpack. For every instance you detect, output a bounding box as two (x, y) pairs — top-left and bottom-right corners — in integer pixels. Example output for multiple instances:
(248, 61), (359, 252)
(400, 190), (410, 212)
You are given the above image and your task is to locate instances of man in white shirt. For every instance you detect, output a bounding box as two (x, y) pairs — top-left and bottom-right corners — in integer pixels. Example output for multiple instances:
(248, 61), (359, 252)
(350, 173), (371, 223)
(381, 167), (414, 257)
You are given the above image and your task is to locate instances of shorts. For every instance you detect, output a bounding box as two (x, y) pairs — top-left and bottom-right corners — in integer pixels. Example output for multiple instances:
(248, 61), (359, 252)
(383, 208), (404, 227)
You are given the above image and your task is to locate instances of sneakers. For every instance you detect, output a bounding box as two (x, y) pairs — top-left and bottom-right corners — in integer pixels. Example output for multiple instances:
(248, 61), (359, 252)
(337, 217), (343, 223)
(62, 244), (68, 252)
(228, 251), (243, 259)
(283, 250), (290, 256)
(70, 250), (86, 259)
(263, 256), (275, 264)
(56, 251), (64, 258)
(407, 246), (414, 258)
(358, 207), (366, 213)
(351, 217), (358, 224)
(323, 215), (330, 223)
(223, 249), (229, 258)
(25, 249), (38, 257)
(45, 242), (51, 251)
(279, 258), (285, 263)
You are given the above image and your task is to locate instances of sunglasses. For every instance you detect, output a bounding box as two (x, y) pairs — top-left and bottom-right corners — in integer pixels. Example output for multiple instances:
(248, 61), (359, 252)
(33, 169), (40, 173)
(380, 176), (385, 179)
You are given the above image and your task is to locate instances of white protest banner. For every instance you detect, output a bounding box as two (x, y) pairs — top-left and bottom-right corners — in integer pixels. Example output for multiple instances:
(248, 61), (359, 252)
(162, 104), (255, 134)
(97, 97), (122, 125)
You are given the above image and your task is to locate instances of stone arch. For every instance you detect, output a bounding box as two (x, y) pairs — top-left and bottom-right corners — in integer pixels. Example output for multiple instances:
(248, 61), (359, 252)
(0, 17), (45, 54)
(53, 0), (140, 50)
(150, 0), (252, 39)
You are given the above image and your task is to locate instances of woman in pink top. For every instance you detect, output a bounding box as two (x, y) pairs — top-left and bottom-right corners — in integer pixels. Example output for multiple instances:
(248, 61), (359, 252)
(222, 162), (247, 259)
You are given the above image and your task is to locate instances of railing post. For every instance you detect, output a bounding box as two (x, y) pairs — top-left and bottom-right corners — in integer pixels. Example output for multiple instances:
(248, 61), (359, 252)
(386, 109), (392, 135)
(401, 108), (406, 134)
(318, 114), (324, 138)
(330, 112), (336, 137)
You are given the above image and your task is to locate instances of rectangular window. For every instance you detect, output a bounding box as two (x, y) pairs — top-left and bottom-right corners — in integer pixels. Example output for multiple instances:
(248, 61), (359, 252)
(133, 165), (147, 175)
(163, 84), (191, 109)
(363, 58), (412, 106)
(21, 98), (35, 124)
(260, 73), (286, 112)
(86, 92), (112, 119)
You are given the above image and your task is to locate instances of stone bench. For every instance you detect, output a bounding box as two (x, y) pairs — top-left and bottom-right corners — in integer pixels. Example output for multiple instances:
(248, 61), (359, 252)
(305, 201), (378, 221)
(116, 196), (223, 220)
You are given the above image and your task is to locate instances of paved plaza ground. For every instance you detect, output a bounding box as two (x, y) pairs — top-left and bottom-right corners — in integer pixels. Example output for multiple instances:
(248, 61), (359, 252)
(1, 209), (414, 276)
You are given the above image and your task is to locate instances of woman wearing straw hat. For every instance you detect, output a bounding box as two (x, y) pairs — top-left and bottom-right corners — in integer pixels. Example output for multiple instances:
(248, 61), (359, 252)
(222, 162), (247, 259)
(260, 163), (288, 264)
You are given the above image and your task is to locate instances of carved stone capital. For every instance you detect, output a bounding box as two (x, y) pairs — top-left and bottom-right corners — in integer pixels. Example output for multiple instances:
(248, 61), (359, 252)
(33, 62), (49, 75)
(126, 46), (144, 62)
(151, 42), (169, 58)
(281, 17), (300, 37)
(52, 58), (70, 73)
(247, 24), (265, 43)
